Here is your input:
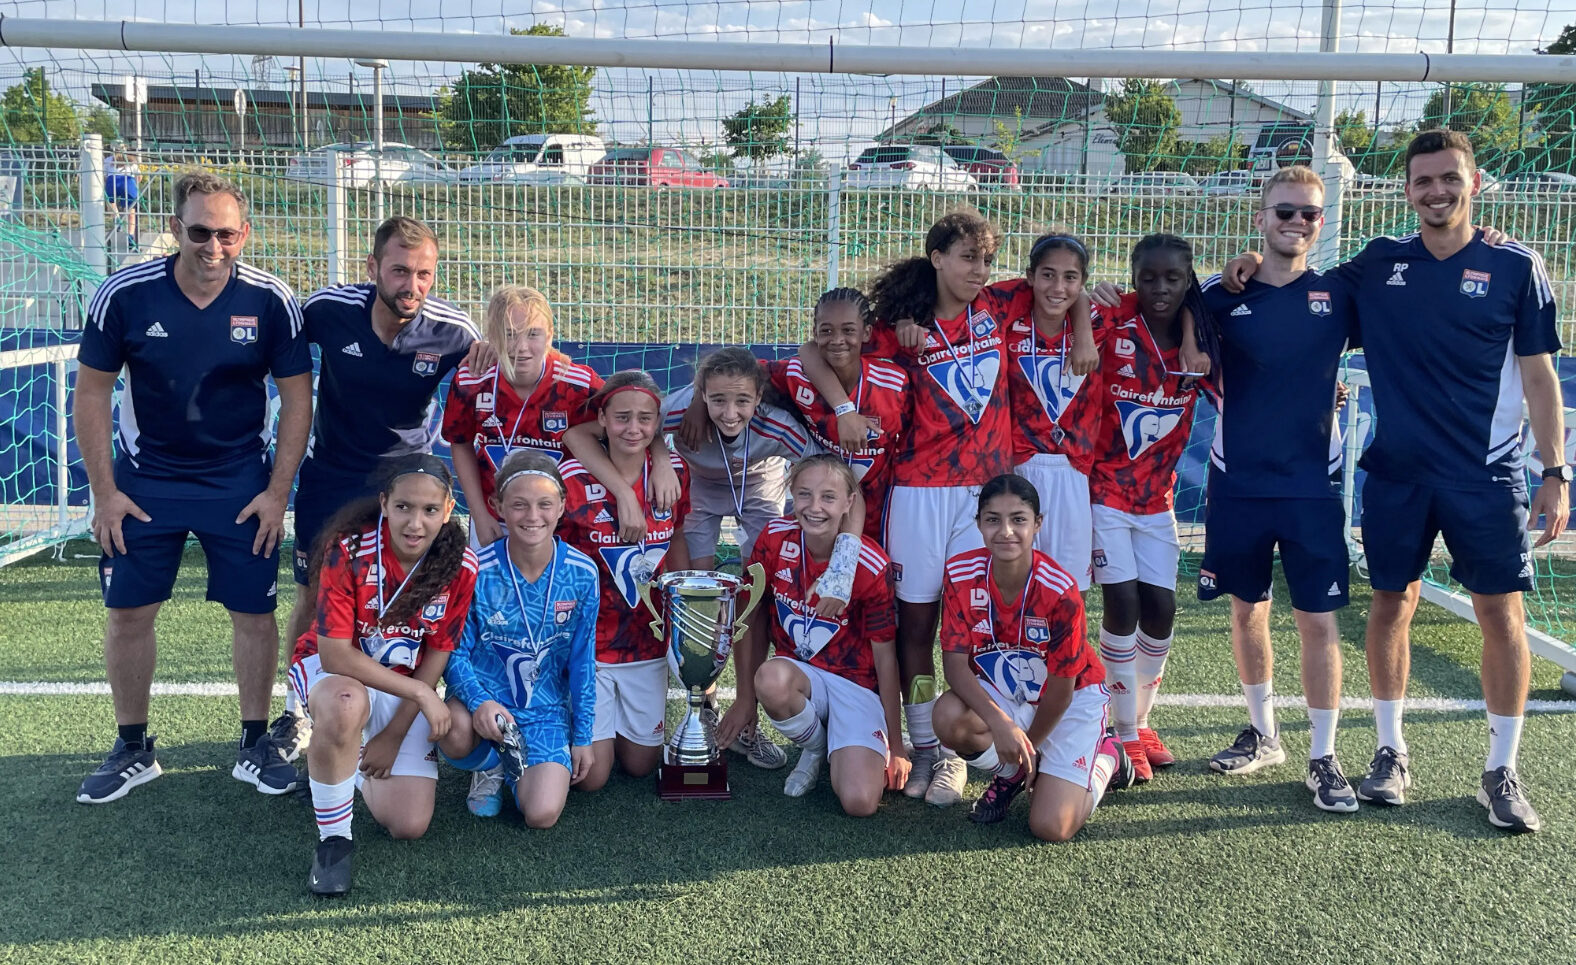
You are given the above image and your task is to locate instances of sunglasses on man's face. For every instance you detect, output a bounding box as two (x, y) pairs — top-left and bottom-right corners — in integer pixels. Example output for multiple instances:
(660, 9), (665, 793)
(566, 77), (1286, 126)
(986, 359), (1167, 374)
(177, 220), (243, 246)
(1261, 204), (1324, 223)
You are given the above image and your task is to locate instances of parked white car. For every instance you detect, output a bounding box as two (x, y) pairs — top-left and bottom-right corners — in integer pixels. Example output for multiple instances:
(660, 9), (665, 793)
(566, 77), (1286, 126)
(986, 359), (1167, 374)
(1494, 171), (1576, 194)
(1197, 169), (1262, 197)
(1106, 171), (1202, 198)
(285, 142), (454, 187)
(456, 134), (606, 185)
(844, 145), (979, 191)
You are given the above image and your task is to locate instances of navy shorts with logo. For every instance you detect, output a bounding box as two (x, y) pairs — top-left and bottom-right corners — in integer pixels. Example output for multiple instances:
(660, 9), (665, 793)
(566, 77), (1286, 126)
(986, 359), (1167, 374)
(1360, 475), (1532, 595)
(100, 491), (279, 613)
(293, 457), (381, 585)
(1198, 494), (1351, 612)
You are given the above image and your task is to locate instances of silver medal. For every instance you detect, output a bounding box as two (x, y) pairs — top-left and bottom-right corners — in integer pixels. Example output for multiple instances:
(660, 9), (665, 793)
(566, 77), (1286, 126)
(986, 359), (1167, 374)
(964, 398), (983, 421)
(631, 552), (656, 585)
(1051, 425), (1066, 445)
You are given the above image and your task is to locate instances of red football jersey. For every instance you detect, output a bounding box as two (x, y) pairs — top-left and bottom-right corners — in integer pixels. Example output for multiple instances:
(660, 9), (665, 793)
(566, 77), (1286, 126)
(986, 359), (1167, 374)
(748, 517), (896, 692)
(1086, 295), (1200, 515)
(766, 355), (907, 539)
(291, 521), (479, 675)
(441, 354), (603, 517)
(940, 548), (1103, 697)
(557, 451), (691, 664)
(865, 287), (1014, 488)
(996, 279), (1110, 475)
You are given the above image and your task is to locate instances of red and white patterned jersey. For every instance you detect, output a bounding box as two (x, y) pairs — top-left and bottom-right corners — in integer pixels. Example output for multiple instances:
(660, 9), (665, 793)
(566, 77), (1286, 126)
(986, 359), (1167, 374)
(291, 520), (479, 675)
(1087, 295), (1201, 515)
(940, 548), (1102, 697)
(995, 279), (1110, 475)
(866, 287), (1015, 488)
(441, 353), (603, 516)
(766, 355), (908, 539)
(748, 518), (896, 692)
(557, 451), (691, 664)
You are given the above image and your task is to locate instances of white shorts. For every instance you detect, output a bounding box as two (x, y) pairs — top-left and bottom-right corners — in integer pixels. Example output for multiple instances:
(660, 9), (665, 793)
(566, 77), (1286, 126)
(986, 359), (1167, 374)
(980, 676), (1110, 790)
(288, 653), (439, 781)
(593, 657), (669, 746)
(685, 462), (788, 559)
(1091, 504), (1181, 590)
(1015, 454), (1093, 591)
(774, 657), (890, 758)
(883, 484), (985, 603)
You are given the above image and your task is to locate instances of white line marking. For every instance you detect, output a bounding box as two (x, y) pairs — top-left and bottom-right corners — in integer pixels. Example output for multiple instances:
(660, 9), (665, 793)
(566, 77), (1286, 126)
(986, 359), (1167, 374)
(0, 681), (1571, 714)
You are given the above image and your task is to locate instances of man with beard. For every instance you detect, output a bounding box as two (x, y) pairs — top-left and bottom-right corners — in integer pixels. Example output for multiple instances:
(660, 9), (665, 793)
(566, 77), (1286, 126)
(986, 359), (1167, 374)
(275, 217), (480, 754)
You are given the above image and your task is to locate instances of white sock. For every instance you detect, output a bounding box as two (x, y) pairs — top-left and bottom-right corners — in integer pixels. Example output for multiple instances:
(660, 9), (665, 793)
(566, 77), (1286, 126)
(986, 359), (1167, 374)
(1099, 628), (1139, 741)
(1134, 630), (1172, 729)
(1243, 681), (1276, 739)
(1089, 749), (1117, 808)
(1486, 712), (1524, 771)
(310, 775), (356, 841)
(904, 699), (938, 750)
(964, 744), (1023, 779)
(768, 703), (826, 751)
(1373, 698), (1407, 755)
(1307, 706), (1339, 760)
(285, 688), (302, 716)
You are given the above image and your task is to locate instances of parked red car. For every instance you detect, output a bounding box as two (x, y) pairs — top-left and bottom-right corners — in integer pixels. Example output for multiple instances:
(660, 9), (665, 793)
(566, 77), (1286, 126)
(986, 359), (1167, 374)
(586, 147), (730, 189)
(942, 146), (1021, 190)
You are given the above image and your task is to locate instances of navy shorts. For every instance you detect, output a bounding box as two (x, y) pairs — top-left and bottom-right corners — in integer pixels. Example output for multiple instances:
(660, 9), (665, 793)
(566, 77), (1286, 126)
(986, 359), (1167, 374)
(99, 491), (279, 613)
(1198, 495), (1351, 612)
(293, 459), (380, 585)
(1360, 476), (1532, 595)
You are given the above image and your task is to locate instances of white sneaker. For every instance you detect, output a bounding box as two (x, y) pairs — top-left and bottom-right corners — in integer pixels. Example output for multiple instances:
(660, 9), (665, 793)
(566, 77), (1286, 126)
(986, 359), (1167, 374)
(784, 746), (825, 797)
(903, 745), (939, 799)
(466, 767), (506, 818)
(925, 750), (968, 807)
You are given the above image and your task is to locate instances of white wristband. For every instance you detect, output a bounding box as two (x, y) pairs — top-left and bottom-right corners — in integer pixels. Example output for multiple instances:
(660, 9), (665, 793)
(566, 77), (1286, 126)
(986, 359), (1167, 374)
(833, 401), (857, 417)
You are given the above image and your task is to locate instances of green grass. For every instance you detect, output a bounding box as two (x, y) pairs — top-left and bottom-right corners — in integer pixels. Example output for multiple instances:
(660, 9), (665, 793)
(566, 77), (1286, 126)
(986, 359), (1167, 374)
(2, 542), (1574, 964)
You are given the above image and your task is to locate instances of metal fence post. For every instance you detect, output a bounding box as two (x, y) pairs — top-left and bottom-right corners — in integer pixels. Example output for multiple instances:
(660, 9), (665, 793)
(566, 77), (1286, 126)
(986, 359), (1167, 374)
(325, 146), (346, 285)
(79, 134), (107, 284)
(826, 165), (841, 290)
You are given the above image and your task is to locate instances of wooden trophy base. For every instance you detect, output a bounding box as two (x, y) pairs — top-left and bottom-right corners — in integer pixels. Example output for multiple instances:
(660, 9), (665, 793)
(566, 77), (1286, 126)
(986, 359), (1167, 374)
(657, 758), (731, 801)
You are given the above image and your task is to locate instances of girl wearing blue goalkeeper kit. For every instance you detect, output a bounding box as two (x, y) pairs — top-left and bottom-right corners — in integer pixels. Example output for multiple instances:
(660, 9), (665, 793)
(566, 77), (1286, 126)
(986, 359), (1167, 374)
(438, 451), (600, 828)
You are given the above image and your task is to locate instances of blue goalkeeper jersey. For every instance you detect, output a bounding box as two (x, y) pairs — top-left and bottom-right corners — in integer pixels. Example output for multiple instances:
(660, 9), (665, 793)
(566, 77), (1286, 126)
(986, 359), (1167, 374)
(446, 537), (600, 745)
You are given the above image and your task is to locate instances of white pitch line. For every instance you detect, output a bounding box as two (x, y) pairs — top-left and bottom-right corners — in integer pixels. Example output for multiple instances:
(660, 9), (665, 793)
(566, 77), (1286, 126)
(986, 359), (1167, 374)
(1, 681), (1573, 714)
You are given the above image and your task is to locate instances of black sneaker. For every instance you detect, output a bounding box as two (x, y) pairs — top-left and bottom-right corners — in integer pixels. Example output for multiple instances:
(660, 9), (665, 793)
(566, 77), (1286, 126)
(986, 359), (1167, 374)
(1306, 755), (1359, 813)
(309, 836), (354, 897)
(495, 714), (526, 784)
(1357, 746), (1411, 805)
(233, 734), (301, 795)
(968, 772), (1028, 824)
(268, 711), (311, 763)
(76, 736), (162, 804)
(1103, 729), (1136, 793)
(1208, 727), (1286, 775)
(1477, 766), (1541, 833)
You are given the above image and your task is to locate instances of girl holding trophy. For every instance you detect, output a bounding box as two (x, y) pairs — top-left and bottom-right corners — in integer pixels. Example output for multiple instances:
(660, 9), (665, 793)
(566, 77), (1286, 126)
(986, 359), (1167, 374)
(438, 451), (601, 826)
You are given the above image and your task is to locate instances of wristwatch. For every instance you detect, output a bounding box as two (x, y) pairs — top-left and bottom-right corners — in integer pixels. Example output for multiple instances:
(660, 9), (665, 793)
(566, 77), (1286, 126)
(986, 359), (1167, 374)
(1541, 464), (1573, 483)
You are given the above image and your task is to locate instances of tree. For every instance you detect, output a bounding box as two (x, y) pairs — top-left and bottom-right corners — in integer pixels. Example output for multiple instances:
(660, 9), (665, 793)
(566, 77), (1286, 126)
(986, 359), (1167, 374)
(1174, 135), (1247, 176)
(1105, 78), (1181, 173)
(697, 147), (734, 174)
(722, 95), (793, 160)
(0, 68), (106, 145)
(990, 108), (1028, 165)
(1334, 109), (1374, 155)
(436, 24), (597, 151)
(83, 105), (119, 141)
(1416, 82), (1519, 171)
(1525, 23), (1576, 173)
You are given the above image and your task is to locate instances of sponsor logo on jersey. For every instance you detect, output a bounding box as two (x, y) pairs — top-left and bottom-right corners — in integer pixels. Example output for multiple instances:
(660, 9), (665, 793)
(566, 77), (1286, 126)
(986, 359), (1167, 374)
(653, 507), (673, 522)
(413, 352), (441, 377)
(554, 600), (577, 625)
(1018, 347), (1084, 421)
(1116, 363), (1137, 378)
(598, 542), (670, 608)
(361, 631), (421, 669)
(500, 644), (544, 708)
(421, 594), (449, 622)
(488, 610), (510, 626)
(1229, 304), (1251, 317)
(1199, 568), (1217, 590)
(1011, 320), (1032, 333)
(969, 588), (989, 610)
(1115, 399), (1188, 459)
(363, 564), (382, 586)
(1113, 337), (1137, 357)
(542, 411), (568, 434)
(229, 315), (258, 344)
(1092, 550), (1108, 568)
(1024, 615), (1050, 645)
(775, 568), (794, 583)
(776, 598), (842, 661)
(969, 312), (997, 340)
(976, 649), (1049, 703)
(794, 385), (815, 408)
(482, 415), (504, 430)
(144, 322), (169, 338)
(584, 483), (607, 502)
(341, 341), (363, 357)
(1387, 263), (1408, 286)
(593, 508), (615, 525)
(890, 562), (903, 581)
(1461, 269), (1491, 299)
(971, 619), (994, 635)
(923, 347), (1000, 424)
(476, 391), (496, 413)
(780, 539), (801, 561)
(364, 598), (378, 609)
(1308, 291), (1332, 316)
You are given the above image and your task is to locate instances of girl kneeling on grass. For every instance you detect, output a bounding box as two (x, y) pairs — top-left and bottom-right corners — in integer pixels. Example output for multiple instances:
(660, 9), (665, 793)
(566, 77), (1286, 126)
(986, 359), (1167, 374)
(438, 450), (600, 826)
(935, 474), (1131, 839)
(289, 454), (478, 897)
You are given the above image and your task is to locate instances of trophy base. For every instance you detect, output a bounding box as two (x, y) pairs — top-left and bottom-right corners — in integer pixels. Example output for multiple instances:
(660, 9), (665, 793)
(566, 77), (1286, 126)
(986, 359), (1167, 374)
(657, 759), (731, 801)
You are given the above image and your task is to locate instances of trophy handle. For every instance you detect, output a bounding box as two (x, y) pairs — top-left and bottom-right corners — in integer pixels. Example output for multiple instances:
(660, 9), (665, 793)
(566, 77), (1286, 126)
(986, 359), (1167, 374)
(636, 578), (666, 644)
(732, 562), (768, 640)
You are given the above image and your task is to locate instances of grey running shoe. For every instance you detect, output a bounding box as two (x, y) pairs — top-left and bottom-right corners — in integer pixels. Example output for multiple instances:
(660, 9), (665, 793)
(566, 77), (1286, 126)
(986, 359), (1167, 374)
(731, 724), (789, 770)
(1357, 746), (1411, 806)
(903, 745), (939, 799)
(76, 736), (162, 804)
(925, 750), (969, 807)
(1306, 755), (1359, 813)
(1208, 727), (1286, 775)
(495, 714), (527, 784)
(1477, 766), (1541, 833)
(232, 734), (301, 795)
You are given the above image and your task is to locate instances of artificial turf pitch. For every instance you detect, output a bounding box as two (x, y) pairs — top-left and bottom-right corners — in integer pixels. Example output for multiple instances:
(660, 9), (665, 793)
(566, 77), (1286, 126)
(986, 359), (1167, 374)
(2, 542), (1573, 964)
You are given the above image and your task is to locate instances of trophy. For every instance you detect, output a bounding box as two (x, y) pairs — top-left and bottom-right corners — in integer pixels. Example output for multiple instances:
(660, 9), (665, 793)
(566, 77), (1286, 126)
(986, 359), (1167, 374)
(637, 564), (766, 801)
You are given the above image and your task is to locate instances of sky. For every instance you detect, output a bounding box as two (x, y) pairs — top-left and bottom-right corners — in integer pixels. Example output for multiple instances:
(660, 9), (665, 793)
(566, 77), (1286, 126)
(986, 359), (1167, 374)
(3, 0), (1574, 157)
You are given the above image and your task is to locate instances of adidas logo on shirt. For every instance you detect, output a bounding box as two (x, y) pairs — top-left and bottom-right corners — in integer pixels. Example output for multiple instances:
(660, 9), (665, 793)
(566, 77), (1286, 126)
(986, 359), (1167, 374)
(971, 619), (992, 635)
(1327, 582), (1341, 597)
(593, 508), (615, 525)
(1117, 364), (1136, 378)
(1230, 304), (1251, 317)
(488, 610), (510, 626)
(775, 568), (793, 583)
(144, 322), (169, 338)
(342, 342), (364, 357)
(1072, 755), (1088, 770)
(1386, 263), (1408, 287)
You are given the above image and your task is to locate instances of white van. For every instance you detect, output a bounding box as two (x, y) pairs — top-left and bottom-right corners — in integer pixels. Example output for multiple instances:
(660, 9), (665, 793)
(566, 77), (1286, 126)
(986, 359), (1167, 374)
(458, 134), (606, 185)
